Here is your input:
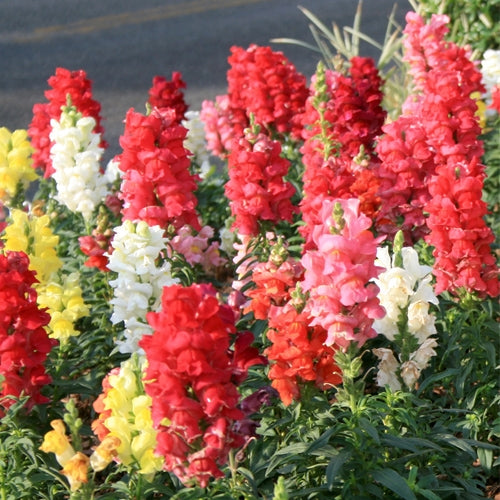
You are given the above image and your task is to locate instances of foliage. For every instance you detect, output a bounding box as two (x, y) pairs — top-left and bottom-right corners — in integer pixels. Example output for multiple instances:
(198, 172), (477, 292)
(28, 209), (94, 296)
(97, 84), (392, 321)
(0, 1), (499, 499)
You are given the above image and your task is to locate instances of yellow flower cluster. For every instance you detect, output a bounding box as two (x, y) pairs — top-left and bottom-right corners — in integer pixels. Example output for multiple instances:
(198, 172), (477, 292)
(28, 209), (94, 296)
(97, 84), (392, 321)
(39, 419), (90, 492)
(1, 209), (88, 339)
(94, 356), (162, 476)
(0, 127), (38, 204)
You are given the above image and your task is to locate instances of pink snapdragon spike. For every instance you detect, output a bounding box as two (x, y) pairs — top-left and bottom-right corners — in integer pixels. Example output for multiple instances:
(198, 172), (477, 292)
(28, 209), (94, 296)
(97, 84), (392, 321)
(28, 67), (106, 177)
(301, 198), (385, 348)
(299, 58), (386, 249)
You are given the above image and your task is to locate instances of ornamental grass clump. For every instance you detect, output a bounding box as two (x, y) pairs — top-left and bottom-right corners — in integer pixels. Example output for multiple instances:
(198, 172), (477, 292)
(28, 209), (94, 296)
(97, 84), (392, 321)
(0, 3), (499, 499)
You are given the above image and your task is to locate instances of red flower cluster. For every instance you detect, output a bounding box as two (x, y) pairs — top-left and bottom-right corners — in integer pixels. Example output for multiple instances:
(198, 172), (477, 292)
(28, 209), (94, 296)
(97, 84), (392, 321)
(28, 67), (106, 177)
(140, 283), (265, 487)
(242, 245), (341, 406)
(376, 116), (435, 242)
(266, 303), (342, 406)
(225, 127), (297, 236)
(117, 106), (201, 230)
(0, 251), (56, 415)
(148, 72), (188, 123)
(200, 44), (309, 158)
(376, 12), (485, 243)
(299, 58), (386, 248)
(426, 158), (499, 297)
(227, 44), (309, 138)
(378, 12), (498, 297)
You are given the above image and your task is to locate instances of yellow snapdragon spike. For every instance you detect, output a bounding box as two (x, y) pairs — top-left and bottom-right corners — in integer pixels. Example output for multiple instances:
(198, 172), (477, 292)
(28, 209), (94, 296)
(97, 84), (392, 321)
(0, 127), (38, 204)
(36, 274), (89, 340)
(39, 419), (76, 467)
(2, 209), (62, 281)
(95, 356), (162, 476)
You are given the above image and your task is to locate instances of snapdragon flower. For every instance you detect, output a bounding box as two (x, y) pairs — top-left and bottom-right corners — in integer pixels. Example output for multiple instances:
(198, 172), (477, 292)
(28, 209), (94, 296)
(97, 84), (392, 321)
(182, 110), (211, 178)
(107, 220), (178, 354)
(481, 49), (500, 111)
(0, 127), (38, 206)
(91, 355), (163, 475)
(372, 237), (439, 390)
(2, 209), (88, 340)
(49, 103), (109, 221)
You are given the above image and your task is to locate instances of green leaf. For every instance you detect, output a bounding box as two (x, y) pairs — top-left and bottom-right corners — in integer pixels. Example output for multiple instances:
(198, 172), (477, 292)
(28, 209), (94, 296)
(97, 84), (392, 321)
(372, 468), (417, 499)
(326, 450), (351, 490)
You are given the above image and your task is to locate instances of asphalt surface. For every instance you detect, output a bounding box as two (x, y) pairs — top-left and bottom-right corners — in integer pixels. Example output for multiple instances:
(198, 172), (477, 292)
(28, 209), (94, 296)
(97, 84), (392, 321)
(0, 0), (411, 159)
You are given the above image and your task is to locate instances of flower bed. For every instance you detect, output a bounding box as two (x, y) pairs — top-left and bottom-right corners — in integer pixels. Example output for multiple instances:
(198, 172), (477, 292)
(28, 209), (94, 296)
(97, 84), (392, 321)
(0, 4), (499, 499)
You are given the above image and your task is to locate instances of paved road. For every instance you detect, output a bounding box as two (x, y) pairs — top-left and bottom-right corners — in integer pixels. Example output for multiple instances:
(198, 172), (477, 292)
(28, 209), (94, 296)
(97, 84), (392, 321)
(0, 0), (411, 158)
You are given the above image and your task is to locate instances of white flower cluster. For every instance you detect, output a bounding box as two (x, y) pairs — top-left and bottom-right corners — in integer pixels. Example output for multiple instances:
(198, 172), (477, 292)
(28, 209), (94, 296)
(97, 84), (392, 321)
(107, 220), (179, 354)
(481, 49), (500, 110)
(372, 246), (439, 390)
(49, 108), (109, 221)
(182, 110), (212, 179)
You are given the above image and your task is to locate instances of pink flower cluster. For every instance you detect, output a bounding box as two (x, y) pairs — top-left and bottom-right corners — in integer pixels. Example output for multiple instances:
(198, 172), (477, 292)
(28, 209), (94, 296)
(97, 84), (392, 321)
(0, 251), (57, 415)
(299, 57), (386, 248)
(117, 106), (201, 230)
(225, 127), (297, 236)
(28, 67), (106, 177)
(301, 198), (385, 348)
(140, 283), (265, 487)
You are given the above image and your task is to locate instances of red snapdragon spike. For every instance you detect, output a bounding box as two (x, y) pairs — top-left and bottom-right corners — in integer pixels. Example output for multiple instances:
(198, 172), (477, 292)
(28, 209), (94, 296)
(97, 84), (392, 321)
(118, 107), (201, 230)
(0, 251), (57, 415)
(265, 303), (342, 406)
(385, 12), (498, 297)
(148, 72), (188, 123)
(299, 57), (386, 249)
(140, 283), (264, 487)
(28, 67), (106, 177)
(225, 129), (297, 236)
(227, 44), (309, 139)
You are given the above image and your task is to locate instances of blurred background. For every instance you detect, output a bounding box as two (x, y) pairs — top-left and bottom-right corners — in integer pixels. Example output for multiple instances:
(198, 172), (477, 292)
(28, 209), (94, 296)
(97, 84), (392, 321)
(0, 0), (411, 157)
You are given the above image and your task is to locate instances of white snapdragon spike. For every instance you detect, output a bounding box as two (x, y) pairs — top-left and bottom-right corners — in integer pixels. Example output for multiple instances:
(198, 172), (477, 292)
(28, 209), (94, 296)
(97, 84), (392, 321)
(481, 49), (500, 108)
(107, 220), (179, 354)
(372, 244), (439, 391)
(182, 110), (211, 178)
(104, 157), (122, 184)
(49, 108), (109, 221)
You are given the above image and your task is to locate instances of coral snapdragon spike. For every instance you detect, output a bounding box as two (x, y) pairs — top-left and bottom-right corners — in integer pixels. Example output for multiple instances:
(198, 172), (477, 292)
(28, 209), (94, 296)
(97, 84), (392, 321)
(148, 72), (188, 123)
(301, 198), (385, 349)
(0, 251), (57, 415)
(299, 58), (386, 249)
(227, 44), (309, 138)
(28, 67), (106, 177)
(118, 106), (201, 230)
(225, 128), (297, 236)
(140, 283), (265, 487)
